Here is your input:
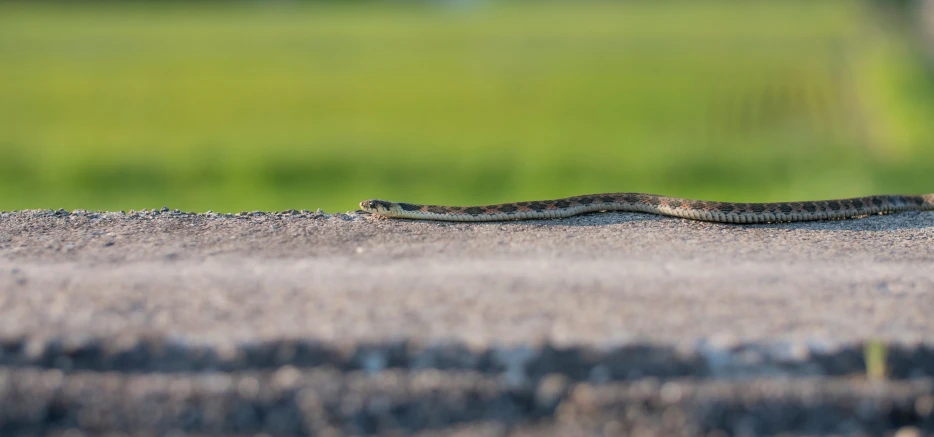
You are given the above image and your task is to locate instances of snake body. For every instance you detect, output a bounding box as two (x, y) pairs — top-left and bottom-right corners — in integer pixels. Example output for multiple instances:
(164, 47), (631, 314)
(360, 193), (934, 224)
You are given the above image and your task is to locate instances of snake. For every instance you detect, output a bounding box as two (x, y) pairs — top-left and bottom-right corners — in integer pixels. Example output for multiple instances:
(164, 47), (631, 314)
(360, 193), (934, 224)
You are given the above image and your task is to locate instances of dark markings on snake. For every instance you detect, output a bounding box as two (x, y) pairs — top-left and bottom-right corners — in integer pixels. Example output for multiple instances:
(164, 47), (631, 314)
(366, 200), (385, 209)
(364, 193), (933, 223)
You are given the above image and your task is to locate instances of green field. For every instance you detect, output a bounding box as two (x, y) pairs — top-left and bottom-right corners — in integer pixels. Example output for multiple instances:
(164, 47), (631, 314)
(1, 1), (933, 213)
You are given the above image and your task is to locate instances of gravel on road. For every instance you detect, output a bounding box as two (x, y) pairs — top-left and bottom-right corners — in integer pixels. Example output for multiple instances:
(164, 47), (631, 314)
(2, 208), (934, 436)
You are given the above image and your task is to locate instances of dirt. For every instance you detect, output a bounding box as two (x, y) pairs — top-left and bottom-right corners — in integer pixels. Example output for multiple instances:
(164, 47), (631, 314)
(1, 207), (933, 436)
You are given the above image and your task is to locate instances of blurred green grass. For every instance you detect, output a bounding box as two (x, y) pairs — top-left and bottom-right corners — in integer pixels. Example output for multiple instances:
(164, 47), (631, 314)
(1, 0), (933, 212)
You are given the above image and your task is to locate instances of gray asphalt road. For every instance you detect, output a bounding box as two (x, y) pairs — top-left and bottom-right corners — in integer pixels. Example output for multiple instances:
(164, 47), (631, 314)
(2, 208), (934, 436)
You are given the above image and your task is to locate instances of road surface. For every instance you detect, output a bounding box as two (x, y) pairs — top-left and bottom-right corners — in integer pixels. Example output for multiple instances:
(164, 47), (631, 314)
(1, 208), (933, 436)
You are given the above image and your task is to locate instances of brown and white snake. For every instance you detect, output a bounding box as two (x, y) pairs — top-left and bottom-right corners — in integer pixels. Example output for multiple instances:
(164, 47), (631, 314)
(360, 193), (934, 223)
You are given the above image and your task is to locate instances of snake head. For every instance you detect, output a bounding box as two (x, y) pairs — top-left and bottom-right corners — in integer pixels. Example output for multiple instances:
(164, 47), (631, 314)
(360, 199), (395, 215)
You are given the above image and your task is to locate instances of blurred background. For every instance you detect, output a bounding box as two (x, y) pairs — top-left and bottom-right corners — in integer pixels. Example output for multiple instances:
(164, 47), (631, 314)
(1, 0), (933, 213)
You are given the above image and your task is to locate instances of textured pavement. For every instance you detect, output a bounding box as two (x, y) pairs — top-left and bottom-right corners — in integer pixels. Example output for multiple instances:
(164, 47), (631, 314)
(1, 207), (934, 436)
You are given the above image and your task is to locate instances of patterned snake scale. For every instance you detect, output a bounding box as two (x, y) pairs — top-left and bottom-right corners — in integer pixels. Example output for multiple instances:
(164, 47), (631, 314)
(360, 193), (934, 224)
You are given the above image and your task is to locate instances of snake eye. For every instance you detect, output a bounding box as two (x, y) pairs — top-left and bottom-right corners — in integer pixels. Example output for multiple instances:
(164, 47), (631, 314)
(362, 200), (391, 212)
